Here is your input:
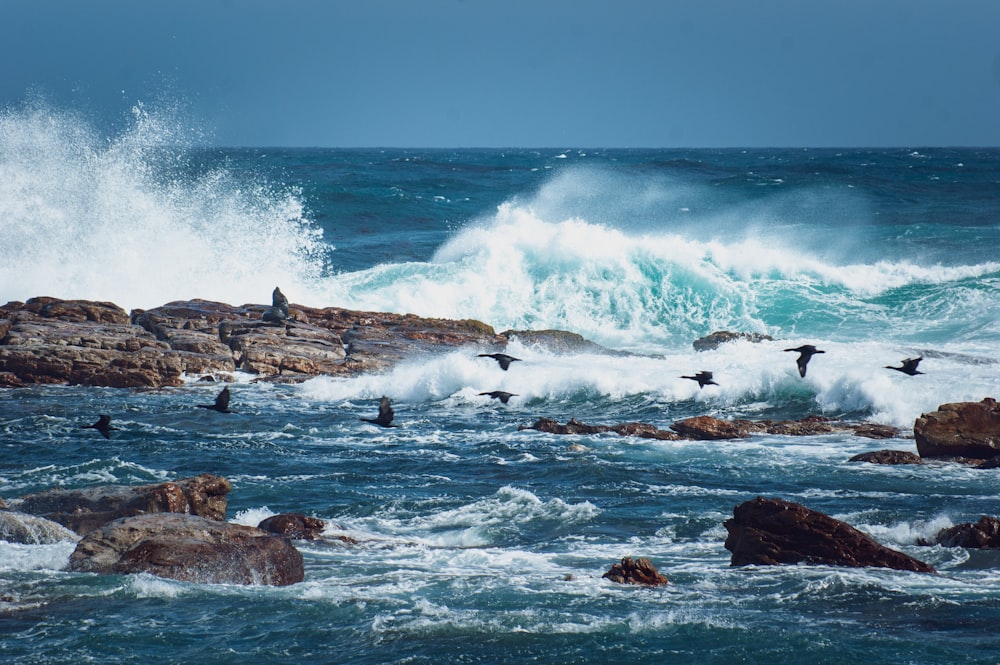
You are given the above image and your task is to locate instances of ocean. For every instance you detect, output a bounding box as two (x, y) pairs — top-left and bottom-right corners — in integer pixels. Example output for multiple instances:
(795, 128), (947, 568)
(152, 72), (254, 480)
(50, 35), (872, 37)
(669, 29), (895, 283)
(1, 104), (1000, 664)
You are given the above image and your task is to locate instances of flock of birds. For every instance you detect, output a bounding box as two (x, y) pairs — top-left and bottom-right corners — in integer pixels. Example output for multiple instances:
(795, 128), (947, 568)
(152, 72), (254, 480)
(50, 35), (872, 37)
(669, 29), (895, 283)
(80, 344), (925, 437)
(79, 291), (927, 437)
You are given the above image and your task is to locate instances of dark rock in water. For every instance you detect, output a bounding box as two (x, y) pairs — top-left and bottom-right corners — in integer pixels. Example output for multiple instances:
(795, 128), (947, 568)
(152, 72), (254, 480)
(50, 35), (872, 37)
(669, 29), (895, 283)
(851, 423), (902, 439)
(914, 398), (1000, 460)
(520, 418), (612, 436)
(500, 329), (634, 356)
(258, 513), (327, 540)
(0, 511), (80, 545)
(11, 473), (231, 535)
(671, 416), (751, 440)
(723, 496), (936, 573)
(610, 422), (682, 441)
(932, 516), (1000, 549)
(848, 450), (923, 465)
(69, 513), (304, 586)
(602, 557), (669, 587)
(693, 330), (774, 351)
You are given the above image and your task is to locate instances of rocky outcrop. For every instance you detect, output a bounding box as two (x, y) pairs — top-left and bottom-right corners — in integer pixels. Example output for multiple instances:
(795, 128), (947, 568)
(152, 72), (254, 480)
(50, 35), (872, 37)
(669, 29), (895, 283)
(848, 450), (922, 465)
(1, 296), (506, 386)
(931, 516), (1000, 549)
(69, 513), (304, 586)
(692, 330), (774, 351)
(0, 511), (80, 545)
(522, 416), (897, 442)
(257, 513), (327, 540)
(602, 557), (669, 586)
(501, 329), (634, 356)
(914, 398), (1000, 460)
(10, 474), (231, 535)
(723, 496), (936, 573)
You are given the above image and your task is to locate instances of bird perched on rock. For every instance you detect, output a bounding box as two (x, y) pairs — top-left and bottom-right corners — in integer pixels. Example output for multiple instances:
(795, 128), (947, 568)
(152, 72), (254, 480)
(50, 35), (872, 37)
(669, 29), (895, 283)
(262, 286), (290, 323)
(361, 396), (397, 427)
(886, 357), (924, 376)
(784, 345), (825, 377)
(81, 414), (118, 439)
(478, 353), (521, 371)
(479, 390), (518, 404)
(680, 371), (718, 388)
(197, 386), (232, 413)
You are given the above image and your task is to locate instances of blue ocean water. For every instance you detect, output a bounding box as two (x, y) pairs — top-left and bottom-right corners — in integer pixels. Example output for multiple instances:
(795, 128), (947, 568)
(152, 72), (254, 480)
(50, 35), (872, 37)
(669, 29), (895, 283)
(2, 104), (1000, 664)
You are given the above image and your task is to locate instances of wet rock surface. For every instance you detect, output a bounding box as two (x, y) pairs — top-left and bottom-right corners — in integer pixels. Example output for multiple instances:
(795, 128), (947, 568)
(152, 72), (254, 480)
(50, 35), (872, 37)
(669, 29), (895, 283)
(914, 398), (1000, 460)
(723, 496), (936, 573)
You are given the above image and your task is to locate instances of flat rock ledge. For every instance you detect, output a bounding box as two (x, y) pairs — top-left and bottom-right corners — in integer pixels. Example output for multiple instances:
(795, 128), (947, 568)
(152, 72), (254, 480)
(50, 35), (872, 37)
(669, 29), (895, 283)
(69, 513), (304, 586)
(9, 473), (231, 535)
(0, 297), (506, 387)
(522, 415), (899, 441)
(723, 496), (935, 573)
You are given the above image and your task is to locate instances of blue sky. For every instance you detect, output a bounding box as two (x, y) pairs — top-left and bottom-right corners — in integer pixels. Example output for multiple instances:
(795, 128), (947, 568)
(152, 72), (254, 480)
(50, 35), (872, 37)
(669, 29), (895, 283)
(3, 0), (999, 147)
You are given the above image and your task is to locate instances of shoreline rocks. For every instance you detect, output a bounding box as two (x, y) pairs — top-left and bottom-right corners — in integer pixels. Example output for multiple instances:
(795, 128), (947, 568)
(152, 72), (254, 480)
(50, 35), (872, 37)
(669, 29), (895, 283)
(602, 557), (669, 587)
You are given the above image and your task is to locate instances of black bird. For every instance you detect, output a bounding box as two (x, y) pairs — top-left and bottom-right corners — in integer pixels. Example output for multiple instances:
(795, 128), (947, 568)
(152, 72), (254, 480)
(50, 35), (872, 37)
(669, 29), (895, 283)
(262, 286), (291, 323)
(81, 414), (118, 439)
(784, 345), (825, 378)
(361, 396), (397, 427)
(479, 390), (519, 404)
(886, 357), (924, 376)
(197, 386), (232, 413)
(478, 353), (521, 371)
(680, 371), (718, 388)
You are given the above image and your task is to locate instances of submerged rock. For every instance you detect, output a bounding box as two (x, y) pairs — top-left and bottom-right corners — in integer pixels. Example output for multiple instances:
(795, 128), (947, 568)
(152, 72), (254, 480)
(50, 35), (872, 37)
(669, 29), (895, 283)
(257, 513), (327, 540)
(914, 398), (1000, 460)
(0, 511), (80, 545)
(932, 516), (1000, 549)
(602, 557), (669, 587)
(848, 450), (922, 465)
(11, 474), (231, 535)
(692, 330), (774, 351)
(69, 513), (304, 586)
(723, 496), (935, 573)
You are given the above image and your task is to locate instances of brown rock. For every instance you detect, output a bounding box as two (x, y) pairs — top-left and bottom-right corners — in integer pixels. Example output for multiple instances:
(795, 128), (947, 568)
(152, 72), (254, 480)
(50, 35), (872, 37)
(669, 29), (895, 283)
(933, 516), (1000, 549)
(914, 398), (1000, 460)
(611, 422), (682, 440)
(848, 450), (923, 465)
(671, 416), (750, 440)
(602, 557), (669, 587)
(258, 513), (327, 540)
(12, 474), (231, 535)
(69, 513), (304, 586)
(723, 496), (936, 573)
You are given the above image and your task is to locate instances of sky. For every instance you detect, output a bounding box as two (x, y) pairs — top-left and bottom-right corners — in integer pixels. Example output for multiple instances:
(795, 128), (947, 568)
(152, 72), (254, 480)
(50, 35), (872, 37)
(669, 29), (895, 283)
(2, 0), (1000, 148)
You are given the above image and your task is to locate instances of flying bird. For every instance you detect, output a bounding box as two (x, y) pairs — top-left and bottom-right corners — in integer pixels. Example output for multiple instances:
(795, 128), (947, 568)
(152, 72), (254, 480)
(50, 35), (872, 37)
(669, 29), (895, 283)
(197, 386), (232, 413)
(680, 371), (718, 388)
(81, 414), (118, 439)
(784, 345), (825, 378)
(886, 357), (924, 376)
(479, 390), (519, 404)
(478, 353), (521, 371)
(361, 396), (397, 428)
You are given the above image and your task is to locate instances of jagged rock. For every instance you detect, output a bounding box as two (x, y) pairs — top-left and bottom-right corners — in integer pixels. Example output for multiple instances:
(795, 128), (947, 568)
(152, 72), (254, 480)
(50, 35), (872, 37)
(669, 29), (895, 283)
(0, 511), (80, 544)
(520, 418), (612, 435)
(723, 496), (936, 573)
(69, 513), (303, 586)
(610, 422), (682, 440)
(933, 516), (1000, 549)
(693, 330), (774, 351)
(221, 319), (347, 377)
(11, 474), (231, 535)
(671, 416), (751, 440)
(257, 513), (327, 540)
(851, 423), (901, 439)
(602, 557), (669, 586)
(848, 450), (922, 465)
(914, 398), (1000, 460)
